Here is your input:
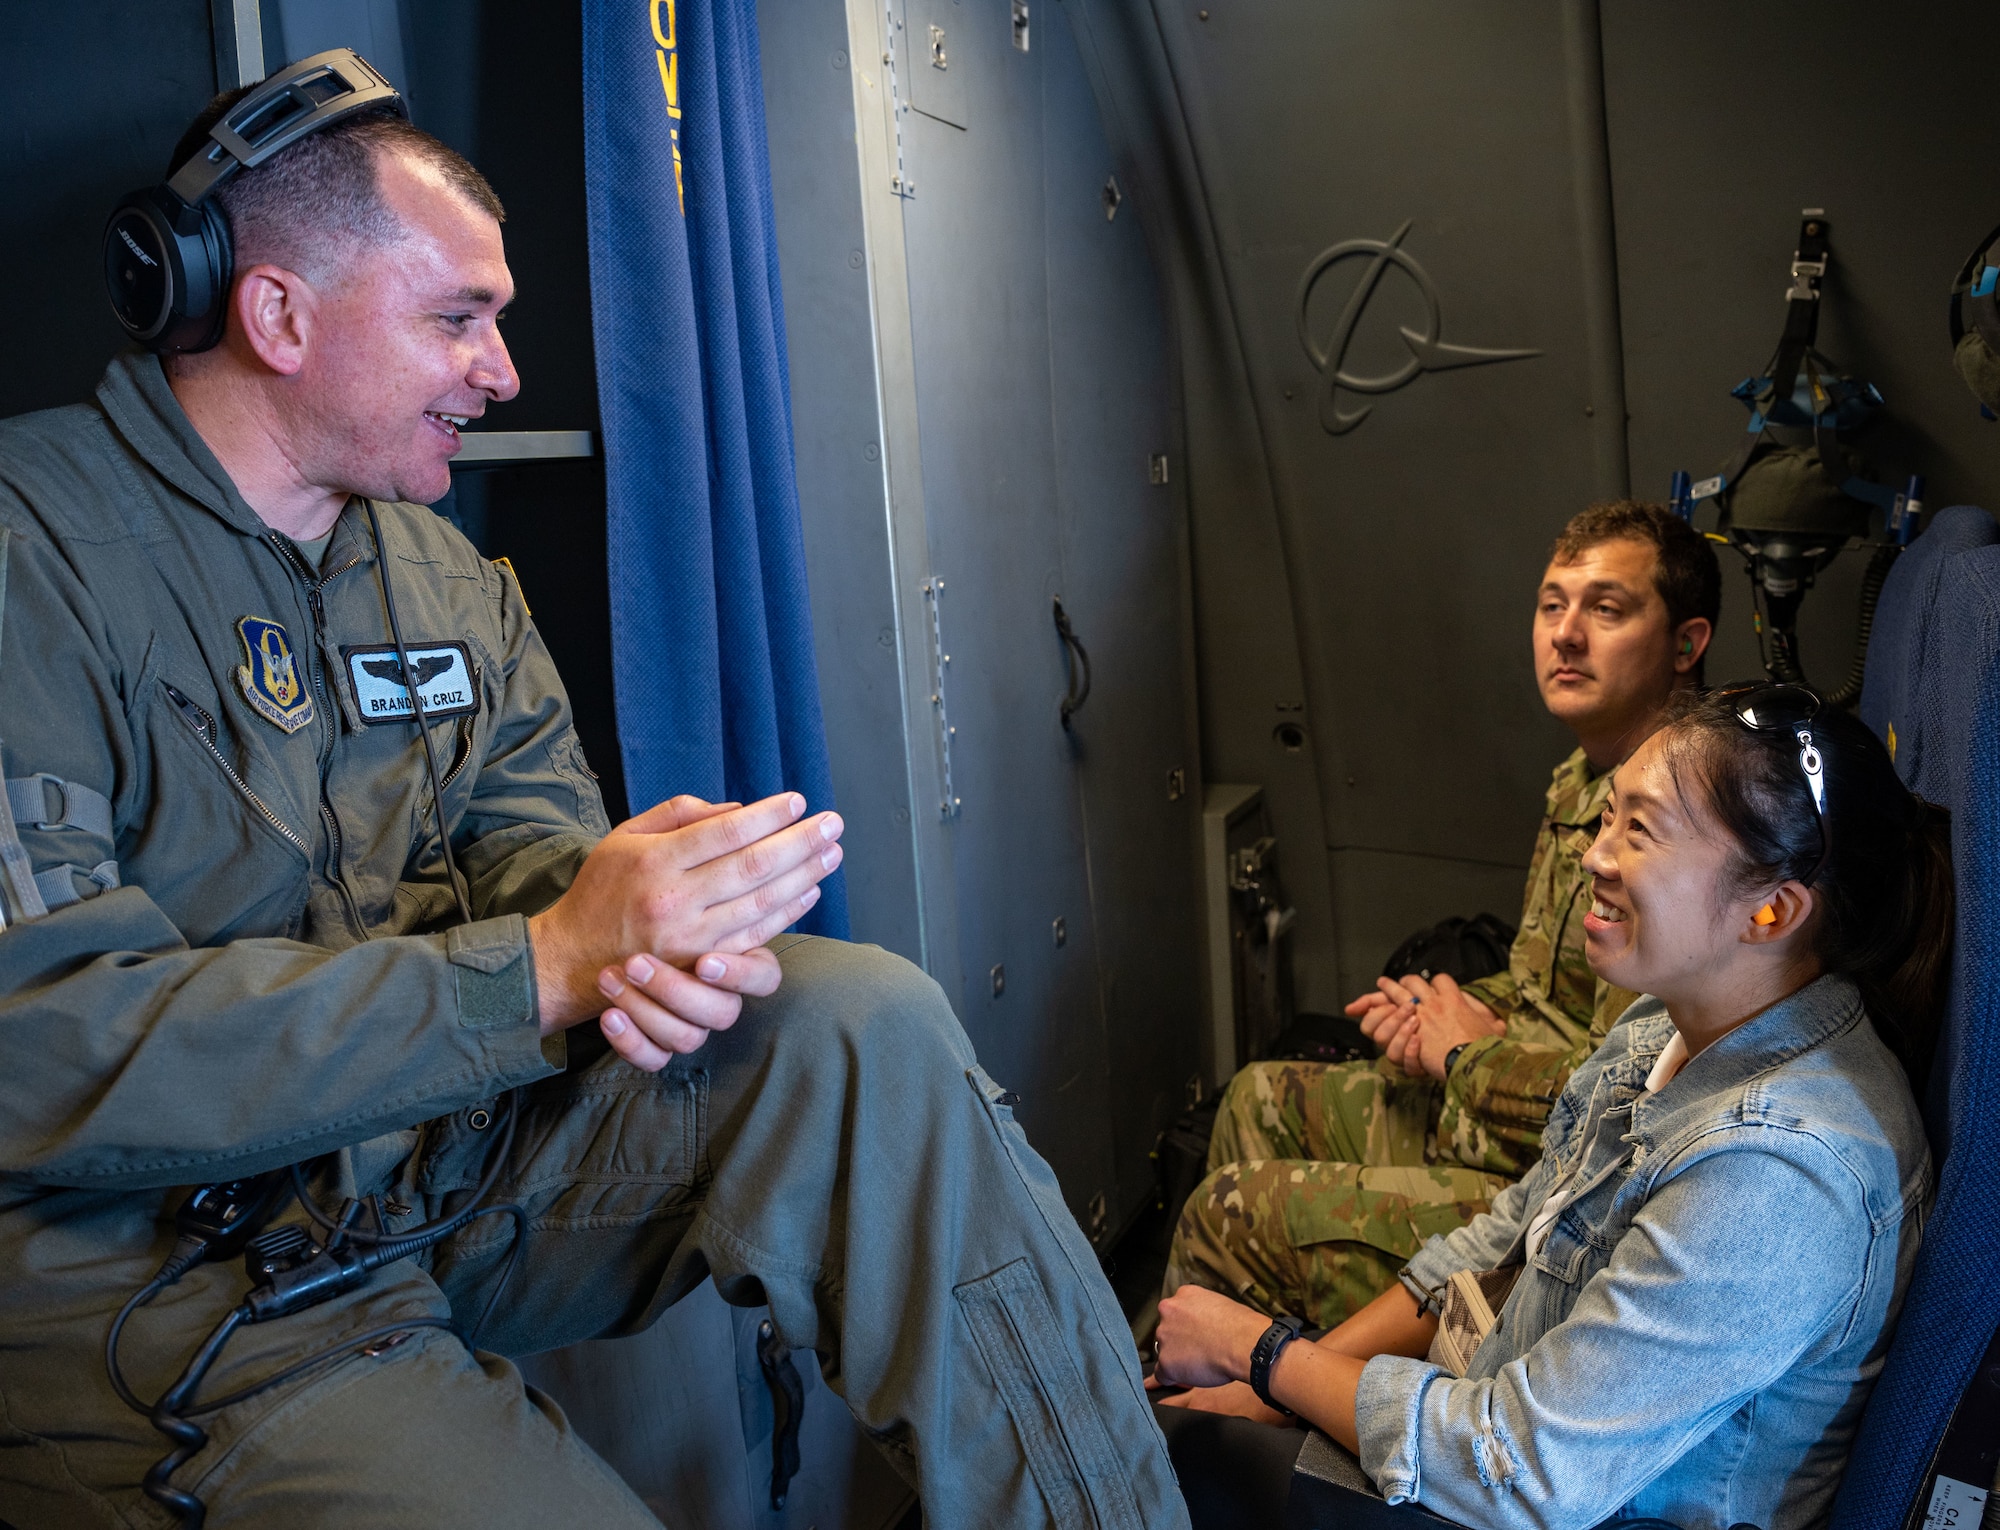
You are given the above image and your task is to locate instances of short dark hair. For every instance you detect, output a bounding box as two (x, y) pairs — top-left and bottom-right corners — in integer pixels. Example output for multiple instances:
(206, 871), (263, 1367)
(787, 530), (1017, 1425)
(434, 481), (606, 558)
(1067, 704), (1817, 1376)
(1551, 500), (1723, 683)
(169, 87), (504, 283)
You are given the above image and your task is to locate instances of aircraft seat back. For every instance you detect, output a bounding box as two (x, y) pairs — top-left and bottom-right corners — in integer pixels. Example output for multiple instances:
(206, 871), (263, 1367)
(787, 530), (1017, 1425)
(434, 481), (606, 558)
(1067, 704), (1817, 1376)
(1859, 504), (1998, 795)
(1833, 516), (2000, 1526)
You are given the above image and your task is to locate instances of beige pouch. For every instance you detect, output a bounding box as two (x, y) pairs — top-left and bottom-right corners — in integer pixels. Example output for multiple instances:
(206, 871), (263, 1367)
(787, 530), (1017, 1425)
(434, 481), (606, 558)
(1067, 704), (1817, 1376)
(1426, 1266), (1522, 1377)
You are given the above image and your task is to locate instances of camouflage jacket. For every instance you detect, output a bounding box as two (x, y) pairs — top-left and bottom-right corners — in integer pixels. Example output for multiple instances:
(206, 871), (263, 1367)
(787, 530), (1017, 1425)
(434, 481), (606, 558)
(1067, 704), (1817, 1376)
(1437, 747), (1638, 1177)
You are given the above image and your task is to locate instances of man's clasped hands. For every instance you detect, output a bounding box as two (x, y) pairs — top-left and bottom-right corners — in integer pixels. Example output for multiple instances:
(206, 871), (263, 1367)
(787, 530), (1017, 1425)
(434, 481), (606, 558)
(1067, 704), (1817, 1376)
(1344, 969), (1508, 1082)
(526, 792), (845, 1071)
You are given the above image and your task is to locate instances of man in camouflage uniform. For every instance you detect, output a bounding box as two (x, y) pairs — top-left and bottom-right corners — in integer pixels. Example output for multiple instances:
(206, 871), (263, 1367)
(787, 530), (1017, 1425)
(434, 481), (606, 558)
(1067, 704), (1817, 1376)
(1166, 504), (1721, 1329)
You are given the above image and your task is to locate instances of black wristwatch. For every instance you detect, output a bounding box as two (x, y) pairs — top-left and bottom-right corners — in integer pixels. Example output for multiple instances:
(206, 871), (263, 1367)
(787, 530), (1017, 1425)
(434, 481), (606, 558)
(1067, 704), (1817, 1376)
(1443, 1042), (1469, 1079)
(1248, 1314), (1307, 1415)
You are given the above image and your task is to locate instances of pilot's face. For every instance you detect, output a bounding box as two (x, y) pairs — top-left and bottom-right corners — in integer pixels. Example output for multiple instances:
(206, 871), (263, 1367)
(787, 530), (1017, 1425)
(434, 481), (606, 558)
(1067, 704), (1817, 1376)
(1579, 730), (1747, 998)
(1534, 538), (1679, 746)
(285, 148), (519, 506)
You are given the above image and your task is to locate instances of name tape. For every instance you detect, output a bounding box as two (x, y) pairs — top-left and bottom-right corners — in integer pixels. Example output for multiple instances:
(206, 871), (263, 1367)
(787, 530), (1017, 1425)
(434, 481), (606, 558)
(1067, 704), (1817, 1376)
(343, 642), (479, 725)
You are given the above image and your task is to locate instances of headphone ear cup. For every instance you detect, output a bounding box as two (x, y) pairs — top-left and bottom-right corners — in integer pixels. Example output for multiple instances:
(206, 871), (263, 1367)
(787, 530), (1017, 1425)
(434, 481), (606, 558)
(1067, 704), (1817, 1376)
(180, 201), (233, 353)
(102, 187), (232, 353)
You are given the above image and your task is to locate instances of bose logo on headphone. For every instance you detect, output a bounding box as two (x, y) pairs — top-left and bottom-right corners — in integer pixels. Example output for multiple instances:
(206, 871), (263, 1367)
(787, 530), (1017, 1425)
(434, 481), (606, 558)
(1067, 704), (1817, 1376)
(102, 49), (403, 354)
(116, 228), (159, 269)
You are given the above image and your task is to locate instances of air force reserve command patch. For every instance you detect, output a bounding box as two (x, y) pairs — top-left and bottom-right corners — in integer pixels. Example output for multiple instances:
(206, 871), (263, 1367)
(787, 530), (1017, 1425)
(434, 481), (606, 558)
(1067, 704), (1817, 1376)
(344, 641), (480, 724)
(235, 616), (315, 734)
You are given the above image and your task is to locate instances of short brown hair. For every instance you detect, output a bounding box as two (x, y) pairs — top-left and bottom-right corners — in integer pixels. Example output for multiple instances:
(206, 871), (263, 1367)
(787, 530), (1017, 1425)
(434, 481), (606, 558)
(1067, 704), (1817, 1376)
(170, 90), (504, 283)
(1551, 500), (1723, 682)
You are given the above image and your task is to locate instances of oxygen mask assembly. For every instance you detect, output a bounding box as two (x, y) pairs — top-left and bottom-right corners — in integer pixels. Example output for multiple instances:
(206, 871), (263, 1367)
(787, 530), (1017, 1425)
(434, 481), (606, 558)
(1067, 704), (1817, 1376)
(1669, 212), (1922, 703)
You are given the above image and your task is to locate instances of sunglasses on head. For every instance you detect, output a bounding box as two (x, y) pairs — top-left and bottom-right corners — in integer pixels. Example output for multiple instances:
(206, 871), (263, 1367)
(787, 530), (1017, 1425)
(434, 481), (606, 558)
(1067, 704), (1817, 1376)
(1723, 683), (1829, 885)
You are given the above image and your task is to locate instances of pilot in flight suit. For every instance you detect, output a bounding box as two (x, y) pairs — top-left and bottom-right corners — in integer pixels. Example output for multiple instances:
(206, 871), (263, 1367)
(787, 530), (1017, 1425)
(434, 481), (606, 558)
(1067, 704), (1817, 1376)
(0, 351), (1188, 1528)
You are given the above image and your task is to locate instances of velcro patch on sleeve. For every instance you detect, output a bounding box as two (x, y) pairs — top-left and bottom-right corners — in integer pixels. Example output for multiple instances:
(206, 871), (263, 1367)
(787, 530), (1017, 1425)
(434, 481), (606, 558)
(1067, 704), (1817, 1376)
(343, 641), (480, 725)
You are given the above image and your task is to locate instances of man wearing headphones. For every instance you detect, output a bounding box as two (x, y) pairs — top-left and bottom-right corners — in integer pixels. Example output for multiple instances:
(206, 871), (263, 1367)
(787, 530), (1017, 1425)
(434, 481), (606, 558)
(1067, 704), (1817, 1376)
(0, 56), (1187, 1530)
(1164, 502), (1719, 1335)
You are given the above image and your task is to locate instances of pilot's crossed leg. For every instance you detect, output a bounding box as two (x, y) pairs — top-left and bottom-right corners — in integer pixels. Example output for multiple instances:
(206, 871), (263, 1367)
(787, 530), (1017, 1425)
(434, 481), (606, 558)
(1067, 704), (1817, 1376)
(48, 936), (1184, 1530)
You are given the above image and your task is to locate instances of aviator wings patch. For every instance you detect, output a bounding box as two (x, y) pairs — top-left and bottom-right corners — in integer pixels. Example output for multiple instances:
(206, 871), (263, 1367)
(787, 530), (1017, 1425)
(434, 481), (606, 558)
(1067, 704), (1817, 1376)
(343, 641), (479, 725)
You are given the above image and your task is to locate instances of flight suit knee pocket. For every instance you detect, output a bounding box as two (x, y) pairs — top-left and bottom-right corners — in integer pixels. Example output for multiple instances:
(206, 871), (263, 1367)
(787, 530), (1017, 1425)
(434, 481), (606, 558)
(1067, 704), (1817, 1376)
(955, 1258), (1143, 1530)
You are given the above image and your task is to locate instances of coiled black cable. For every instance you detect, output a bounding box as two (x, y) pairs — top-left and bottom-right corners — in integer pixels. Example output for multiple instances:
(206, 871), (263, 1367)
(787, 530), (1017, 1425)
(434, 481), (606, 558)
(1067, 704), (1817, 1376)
(138, 1192), (526, 1526)
(1824, 542), (1901, 709)
(142, 1305), (249, 1528)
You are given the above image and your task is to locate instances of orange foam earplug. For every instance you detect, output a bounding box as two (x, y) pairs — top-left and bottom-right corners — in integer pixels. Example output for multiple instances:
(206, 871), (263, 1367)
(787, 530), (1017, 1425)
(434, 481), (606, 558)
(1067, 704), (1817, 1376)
(1753, 904), (1778, 926)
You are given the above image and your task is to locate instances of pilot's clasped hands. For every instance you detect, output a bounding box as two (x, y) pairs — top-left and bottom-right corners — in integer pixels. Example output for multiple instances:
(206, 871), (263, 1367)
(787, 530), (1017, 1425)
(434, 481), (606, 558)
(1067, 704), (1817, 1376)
(527, 790), (844, 1070)
(1344, 971), (1504, 1081)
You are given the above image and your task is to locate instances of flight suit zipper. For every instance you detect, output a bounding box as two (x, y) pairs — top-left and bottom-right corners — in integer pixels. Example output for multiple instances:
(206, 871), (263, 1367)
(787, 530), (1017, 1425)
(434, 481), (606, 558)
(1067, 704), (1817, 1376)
(269, 533), (368, 935)
(160, 684), (310, 855)
(440, 718), (474, 791)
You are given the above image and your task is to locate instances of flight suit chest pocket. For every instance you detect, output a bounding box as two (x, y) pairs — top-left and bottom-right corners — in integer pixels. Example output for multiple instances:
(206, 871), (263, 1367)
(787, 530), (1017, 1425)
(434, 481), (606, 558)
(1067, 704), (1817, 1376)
(143, 675), (312, 941)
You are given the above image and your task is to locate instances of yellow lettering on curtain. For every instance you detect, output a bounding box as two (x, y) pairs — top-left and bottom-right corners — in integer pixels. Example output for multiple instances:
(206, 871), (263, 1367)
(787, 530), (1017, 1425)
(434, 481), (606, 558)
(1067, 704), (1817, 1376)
(650, 1), (685, 214)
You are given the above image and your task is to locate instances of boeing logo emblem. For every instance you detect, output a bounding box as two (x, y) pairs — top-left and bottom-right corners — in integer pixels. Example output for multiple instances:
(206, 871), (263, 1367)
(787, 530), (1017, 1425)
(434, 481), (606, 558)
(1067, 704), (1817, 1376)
(1297, 220), (1541, 435)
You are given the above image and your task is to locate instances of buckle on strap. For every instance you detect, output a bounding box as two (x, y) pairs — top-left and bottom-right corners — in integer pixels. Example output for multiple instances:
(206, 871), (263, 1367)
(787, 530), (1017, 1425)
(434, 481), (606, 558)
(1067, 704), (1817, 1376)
(33, 860), (121, 911)
(5, 775), (114, 841)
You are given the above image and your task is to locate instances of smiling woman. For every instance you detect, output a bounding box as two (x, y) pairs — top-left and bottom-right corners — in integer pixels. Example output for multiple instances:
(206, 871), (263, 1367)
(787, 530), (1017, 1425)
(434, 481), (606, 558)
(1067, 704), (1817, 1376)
(1154, 685), (1949, 1530)
(1592, 685), (1953, 1083)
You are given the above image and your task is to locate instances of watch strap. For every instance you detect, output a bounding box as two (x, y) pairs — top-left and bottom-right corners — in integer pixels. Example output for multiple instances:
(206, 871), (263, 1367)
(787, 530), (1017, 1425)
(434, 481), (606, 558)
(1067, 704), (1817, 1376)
(1443, 1042), (1469, 1079)
(1248, 1314), (1307, 1414)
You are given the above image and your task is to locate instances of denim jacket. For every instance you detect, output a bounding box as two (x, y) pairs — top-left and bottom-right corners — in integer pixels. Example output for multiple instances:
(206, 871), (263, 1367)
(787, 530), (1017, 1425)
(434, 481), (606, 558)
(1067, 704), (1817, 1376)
(1355, 974), (1931, 1530)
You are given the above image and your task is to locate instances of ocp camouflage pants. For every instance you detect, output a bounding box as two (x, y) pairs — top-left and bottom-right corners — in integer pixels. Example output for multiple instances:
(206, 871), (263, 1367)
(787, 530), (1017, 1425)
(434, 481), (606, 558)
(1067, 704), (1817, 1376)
(1162, 1060), (1510, 1330)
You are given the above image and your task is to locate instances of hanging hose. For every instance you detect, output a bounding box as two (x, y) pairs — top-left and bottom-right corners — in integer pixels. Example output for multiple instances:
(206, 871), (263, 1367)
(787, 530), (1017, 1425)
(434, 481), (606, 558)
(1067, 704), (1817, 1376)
(1824, 543), (1901, 709)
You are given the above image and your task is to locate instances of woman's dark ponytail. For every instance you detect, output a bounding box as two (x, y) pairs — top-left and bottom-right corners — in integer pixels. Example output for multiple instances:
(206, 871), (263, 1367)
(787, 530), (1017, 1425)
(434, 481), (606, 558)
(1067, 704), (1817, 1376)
(1859, 799), (1953, 1091)
(1658, 690), (1954, 1091)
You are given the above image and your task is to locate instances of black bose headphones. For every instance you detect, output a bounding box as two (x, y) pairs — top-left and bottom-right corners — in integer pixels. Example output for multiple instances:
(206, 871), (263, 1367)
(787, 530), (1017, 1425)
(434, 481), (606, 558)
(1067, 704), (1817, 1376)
(1948, 221), (2000, 355)
(103, 49), (403, 354)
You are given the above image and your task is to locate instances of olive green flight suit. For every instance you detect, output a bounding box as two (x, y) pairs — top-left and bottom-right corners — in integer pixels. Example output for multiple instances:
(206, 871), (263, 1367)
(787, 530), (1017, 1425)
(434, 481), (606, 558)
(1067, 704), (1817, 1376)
(0, 355), (1187, 1530)
(1165, 749), (1639, 1329)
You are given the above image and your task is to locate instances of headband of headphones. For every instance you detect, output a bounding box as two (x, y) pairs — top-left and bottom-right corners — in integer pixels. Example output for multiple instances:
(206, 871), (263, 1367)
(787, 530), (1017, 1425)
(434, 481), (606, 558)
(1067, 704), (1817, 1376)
(104, 49), (404, 354)
(1949, 220), (2000, 354)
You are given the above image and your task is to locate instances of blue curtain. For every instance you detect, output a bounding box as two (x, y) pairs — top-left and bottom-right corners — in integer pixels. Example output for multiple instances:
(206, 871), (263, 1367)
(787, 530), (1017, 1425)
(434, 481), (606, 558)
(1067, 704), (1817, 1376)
(581, 0), (847, 937)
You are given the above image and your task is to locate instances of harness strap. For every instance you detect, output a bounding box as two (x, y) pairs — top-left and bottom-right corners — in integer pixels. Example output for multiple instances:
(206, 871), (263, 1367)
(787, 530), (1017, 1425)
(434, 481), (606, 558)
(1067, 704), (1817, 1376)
(0, 530), (50, 926)
(5, 775), (114, 842)
(33, 861), (120, 911)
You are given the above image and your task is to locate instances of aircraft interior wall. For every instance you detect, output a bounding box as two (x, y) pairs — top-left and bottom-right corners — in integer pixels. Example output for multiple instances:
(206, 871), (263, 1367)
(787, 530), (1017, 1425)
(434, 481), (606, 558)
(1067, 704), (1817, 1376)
(14, 0), (1999, 1153)
(757, 0), (1206, 1248)
(6, 3), (2000, 1525)
(1065, 0), (2000, 1009)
